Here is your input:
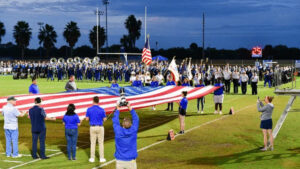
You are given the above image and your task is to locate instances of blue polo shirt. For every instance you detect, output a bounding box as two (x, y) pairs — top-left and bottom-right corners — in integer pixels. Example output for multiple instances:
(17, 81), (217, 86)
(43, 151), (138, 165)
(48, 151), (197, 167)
(29, 105), (46, 132)
(166, 81), (176, 86)
(132, 80), (143, 87)
(86, 105), (106, 126)
(111, 83), (119, 88)
(180, 97), (188, 110)
(29, 84), (40, 94)
(150, 81), (159, 87)
(214, 83), (224, 95)
(195, 84), (205, 87)
(63, 114), (80, 129)
(182, 83), (190, 86)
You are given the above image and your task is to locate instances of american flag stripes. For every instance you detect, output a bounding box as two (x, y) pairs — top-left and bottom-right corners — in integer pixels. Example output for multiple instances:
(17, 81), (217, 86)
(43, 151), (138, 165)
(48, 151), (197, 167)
(0, 86), (219, 120)
(142, 36), (152, 65)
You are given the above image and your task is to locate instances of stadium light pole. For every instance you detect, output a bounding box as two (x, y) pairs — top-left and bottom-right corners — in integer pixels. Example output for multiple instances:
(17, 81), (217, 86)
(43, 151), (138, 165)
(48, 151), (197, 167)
(103, 0), (109, 59)
(202, 13), (205, 60)
(95, 8), (104, 54)
(37, 22), (44, 58)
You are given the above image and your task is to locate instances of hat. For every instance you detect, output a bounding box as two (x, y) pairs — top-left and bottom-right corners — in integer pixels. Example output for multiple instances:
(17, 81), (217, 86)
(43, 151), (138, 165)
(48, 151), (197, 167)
(7, 96), (17, 101)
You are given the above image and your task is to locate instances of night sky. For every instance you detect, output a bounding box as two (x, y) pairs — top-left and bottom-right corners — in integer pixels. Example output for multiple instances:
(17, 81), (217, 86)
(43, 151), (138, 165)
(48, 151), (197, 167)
(0, 0), (300, 49)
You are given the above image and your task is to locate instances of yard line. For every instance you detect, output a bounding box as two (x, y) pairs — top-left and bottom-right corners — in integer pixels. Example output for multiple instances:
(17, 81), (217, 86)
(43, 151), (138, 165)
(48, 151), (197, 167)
(2, 160), (23, 164)
(93, 104), (255, 169)
(45, 149), (60, 152)
(0, 153), (31, 157)
(8, 152), (63, 169)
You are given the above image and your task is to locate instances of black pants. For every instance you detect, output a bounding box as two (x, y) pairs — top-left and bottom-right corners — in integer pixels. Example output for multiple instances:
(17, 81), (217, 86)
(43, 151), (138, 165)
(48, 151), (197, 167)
(233, 79), (239, 93)
(251, 82), (257, 95)
(167, 102), (173, 111)
(241, 82), (247, 94)
(197, 97), (205, 111)
(32, 129), (46, 158)
(224, 80), (231, 93)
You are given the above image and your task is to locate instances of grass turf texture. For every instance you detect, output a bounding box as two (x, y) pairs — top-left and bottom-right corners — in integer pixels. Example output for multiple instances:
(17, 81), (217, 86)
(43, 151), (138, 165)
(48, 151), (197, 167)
(0, 76), (299, 169)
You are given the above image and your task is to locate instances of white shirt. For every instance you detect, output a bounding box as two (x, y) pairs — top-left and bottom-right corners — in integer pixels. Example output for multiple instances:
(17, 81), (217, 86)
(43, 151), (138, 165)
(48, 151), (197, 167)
(252, 75), (259, 82)
(223, 71), (231, 80)
(130, 76), (136, 82)
(156, 74), (164, 84)
(2, 103), (20, 130)
(240, 74), (249, 82)
(232, 72), (240, 79)
(144, 75), (151, 84)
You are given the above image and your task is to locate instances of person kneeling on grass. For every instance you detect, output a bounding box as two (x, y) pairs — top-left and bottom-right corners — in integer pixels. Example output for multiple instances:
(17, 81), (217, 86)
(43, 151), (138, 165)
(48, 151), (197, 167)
(214, 78), (224, 115)
(63, 104), (81, 160)
(178, 91), (188, 134)
(113, 103), (139, 169)
(257, 96), (274, 151)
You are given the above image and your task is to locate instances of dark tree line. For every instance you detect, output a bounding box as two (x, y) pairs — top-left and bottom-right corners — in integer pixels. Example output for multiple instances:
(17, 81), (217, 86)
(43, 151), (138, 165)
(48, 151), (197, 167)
(1, 19), (300, 61)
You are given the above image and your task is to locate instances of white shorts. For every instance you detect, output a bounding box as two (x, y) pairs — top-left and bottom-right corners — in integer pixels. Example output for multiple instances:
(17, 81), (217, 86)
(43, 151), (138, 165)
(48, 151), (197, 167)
(214, 95), (224, 103)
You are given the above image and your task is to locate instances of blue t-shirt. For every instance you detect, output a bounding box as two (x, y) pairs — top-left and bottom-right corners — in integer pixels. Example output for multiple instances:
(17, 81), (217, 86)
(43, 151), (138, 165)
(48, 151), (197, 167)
(63, 114), (80, 129)
(111, 83), (119, 88)
(166, 81), (176, 86)
(195, 84), (205, 87)
(132, 80), (143, 87)
(29, 84), (40, 94)
(150, 81), (159, 87)
(180, 97), (188, 110)
(214, 83), (224, 95)
(182, 83), (190, 87)
(86, 105), (106, 126)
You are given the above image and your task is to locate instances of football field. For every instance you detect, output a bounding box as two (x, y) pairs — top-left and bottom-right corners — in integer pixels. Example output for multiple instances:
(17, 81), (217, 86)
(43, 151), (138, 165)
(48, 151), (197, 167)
(0, 76), (300, 169)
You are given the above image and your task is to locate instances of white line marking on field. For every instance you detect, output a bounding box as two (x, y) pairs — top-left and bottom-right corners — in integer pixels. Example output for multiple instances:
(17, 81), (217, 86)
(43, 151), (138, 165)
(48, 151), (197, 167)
(8, 151), (63, 169)
(93, 104), (255, 169)
(0, 153), (31, 157)
(3, 160), (23, 163)
(45, 149), (60, 152)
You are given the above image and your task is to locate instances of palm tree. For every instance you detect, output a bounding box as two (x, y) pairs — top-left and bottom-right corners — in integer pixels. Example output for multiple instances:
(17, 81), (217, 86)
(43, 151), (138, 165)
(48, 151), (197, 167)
(13, 21), (32, 59)
(0, 21), (6, 44)
(38, 24), (57, 58)
(89, 25), (106, 53)
(63, 21), (81, 57)
(124, 15), (142, 49)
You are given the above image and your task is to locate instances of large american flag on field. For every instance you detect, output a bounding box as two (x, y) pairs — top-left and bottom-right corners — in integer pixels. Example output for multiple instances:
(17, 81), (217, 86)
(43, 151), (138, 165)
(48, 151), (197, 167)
(142, 36), (152, 65)
(0, 86), (219, 119)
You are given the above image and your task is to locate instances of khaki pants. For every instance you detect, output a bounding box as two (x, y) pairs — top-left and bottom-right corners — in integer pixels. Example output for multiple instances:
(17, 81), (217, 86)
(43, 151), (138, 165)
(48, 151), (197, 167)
(90, 126), (104, 159)
(116, 160), (137, 169)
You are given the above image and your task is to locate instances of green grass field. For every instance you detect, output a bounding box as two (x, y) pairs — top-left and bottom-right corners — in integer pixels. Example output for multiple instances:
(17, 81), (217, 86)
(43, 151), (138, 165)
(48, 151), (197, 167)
(0, 76), (300, 169)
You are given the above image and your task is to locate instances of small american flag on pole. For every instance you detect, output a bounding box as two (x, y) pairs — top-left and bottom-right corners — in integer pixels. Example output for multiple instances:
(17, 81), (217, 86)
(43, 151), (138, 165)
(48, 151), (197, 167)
(142, 35), (152, 65)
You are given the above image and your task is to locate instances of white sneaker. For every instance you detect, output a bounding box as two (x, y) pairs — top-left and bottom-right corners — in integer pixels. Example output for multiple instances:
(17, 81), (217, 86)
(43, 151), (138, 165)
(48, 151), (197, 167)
(201, 111), (204, 114)
(214, 111), (218, 114)
(12, 154), (22, 158)
(197, 110), (200, 113)
(100, 158), (106, 163)
(89, 158), (95, 163)
(219, 111), (223, 115)
(152, 106), (156, 110)
(6, 155), (10, 158)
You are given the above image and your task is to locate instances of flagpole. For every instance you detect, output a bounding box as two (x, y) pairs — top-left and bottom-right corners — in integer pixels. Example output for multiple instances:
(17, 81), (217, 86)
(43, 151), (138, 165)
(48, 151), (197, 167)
(145, 6), (147, 43)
